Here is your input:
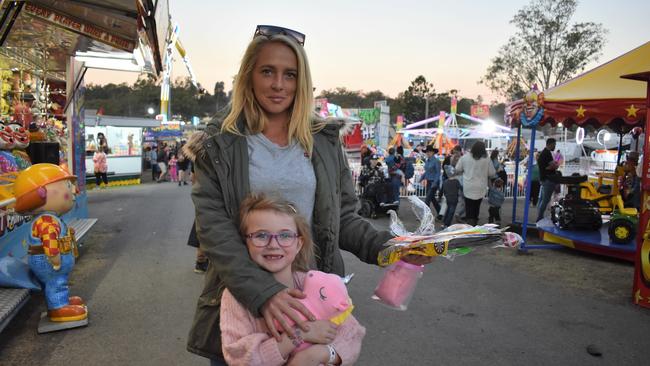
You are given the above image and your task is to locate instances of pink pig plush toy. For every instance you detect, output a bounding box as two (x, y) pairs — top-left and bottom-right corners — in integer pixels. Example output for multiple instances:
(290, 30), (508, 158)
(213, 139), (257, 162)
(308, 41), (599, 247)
(277, 270), (354, 352)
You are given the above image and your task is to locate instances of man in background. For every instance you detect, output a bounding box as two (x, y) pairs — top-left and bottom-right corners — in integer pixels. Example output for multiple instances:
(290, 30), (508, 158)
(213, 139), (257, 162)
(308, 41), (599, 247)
(536, 138), (558, 222)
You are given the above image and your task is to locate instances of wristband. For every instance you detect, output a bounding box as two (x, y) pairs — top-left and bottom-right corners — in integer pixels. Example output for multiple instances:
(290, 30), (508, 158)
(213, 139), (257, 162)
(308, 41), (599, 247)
(290, 328), (304, 348)
(327, 344), (337, 365)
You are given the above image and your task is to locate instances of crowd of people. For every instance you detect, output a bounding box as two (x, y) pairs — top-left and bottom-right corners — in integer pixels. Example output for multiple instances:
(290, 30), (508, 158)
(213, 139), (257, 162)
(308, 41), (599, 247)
(359, 141), (507, 227)
(144, 141), (192, 186)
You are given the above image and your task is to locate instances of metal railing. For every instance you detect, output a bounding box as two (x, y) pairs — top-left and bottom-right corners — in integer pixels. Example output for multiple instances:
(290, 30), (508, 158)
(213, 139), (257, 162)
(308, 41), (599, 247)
(349, 160), (596, 200)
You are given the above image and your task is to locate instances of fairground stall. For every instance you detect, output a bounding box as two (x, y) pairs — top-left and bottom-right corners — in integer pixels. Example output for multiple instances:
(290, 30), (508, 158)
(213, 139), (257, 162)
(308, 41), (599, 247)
(0, 0), (167, 331)
(506, 41), (650, 308)
(84, 109), (158, 187)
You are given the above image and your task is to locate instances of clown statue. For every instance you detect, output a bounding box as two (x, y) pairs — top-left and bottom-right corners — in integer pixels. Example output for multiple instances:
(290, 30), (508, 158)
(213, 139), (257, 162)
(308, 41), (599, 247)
(9, 121), (31, 169)
(0, 122), (18, 175)
(14, 164), (87, 323)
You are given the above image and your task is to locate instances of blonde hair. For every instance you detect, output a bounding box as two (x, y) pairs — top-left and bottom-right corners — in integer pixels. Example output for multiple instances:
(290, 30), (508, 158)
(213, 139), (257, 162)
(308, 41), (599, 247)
(222, 34), (320, 155)
(239, 193), (315, 272)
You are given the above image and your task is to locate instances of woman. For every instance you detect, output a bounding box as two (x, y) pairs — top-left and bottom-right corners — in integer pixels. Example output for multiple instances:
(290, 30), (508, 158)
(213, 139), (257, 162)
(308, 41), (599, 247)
(177, 141), (190, 186)
(490, 149), (507, 184)
(97, 132), (109, 154)
(156, 144), (169, 182)
(454, 141), (496, 226)
(185, 25), (431, 365)
(360, 144), (372, 166)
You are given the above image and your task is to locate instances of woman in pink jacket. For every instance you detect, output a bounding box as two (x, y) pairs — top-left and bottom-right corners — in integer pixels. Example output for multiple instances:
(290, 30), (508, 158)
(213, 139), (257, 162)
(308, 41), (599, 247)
(93, 147), (108, 188)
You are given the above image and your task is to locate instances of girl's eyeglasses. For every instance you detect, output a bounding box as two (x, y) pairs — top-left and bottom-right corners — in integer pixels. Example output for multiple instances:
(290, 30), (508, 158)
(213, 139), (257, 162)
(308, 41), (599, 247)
(245, 230), (300, 247)
(253, 25), (305, 46)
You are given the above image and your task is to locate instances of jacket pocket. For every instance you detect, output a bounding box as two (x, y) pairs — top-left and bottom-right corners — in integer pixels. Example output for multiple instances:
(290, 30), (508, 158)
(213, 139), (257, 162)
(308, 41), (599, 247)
(198, 282), (225, 308)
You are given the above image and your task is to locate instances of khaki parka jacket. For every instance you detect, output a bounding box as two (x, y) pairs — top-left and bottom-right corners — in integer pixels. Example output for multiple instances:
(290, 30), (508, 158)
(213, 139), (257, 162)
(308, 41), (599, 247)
(183, 119), (393, 359)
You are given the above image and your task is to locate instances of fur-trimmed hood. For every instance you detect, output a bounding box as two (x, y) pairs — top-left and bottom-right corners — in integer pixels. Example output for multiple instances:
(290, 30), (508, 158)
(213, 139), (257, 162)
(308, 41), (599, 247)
(182, 114), (353, 163)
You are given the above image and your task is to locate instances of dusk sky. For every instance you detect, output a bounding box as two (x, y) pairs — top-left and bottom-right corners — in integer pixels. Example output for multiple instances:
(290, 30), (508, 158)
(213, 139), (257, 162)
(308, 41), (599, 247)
(86, 0), (650, 103)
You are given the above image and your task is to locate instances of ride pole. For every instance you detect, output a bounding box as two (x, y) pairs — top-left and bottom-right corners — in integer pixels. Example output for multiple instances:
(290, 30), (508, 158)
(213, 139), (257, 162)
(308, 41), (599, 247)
(616, 132), (624, 165)
(520, 125), (537, 251)
(511, 125), (522, 223)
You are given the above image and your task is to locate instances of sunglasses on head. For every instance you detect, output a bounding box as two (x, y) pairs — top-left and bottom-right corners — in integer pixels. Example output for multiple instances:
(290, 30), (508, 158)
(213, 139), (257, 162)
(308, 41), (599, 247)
(254, 25), (305, 46)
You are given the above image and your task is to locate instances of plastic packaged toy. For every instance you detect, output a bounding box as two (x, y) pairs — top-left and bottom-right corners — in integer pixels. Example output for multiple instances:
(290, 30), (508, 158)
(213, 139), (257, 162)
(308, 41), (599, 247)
(378, 221), (510, 267)
(371, 196), (522, 311)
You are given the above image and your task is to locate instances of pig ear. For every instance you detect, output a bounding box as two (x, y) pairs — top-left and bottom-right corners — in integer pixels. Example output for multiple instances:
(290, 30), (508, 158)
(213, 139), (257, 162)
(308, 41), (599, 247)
(37, 187), (47, 199)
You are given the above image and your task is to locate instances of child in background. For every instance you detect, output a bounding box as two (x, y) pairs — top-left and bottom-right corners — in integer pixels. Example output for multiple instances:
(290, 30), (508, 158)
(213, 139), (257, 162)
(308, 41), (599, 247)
(220, 193), (365, 366)
(442, 165), (461, 228)
(93, 147), (108, 188)
(168, 154), (178, 182)
(488, 178), (505, 225)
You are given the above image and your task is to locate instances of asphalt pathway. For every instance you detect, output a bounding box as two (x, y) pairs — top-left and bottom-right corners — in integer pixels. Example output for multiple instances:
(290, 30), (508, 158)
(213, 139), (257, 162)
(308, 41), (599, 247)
(0, 181), (648, 365)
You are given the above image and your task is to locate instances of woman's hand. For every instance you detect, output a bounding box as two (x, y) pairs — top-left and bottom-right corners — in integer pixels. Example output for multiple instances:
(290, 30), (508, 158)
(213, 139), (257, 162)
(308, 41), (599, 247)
(261, 288), (315, 341)
(402, 254), (433, 265)
(301, 320), (337, 345)
(287, 345), (330, 366)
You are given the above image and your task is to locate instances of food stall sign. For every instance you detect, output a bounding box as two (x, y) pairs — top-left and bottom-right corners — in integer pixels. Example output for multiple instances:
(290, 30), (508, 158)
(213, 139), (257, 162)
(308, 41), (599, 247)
(23, 3), (136, 52)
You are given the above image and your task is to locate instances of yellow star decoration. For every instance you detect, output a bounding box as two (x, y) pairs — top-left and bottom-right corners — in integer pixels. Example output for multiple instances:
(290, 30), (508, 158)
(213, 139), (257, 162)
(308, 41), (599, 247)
(645, 195), (650, 212)
(575, 105), (586, 118)
(21, 239), (27, 249)
(635, 289), (644, 304)
(626, 104), (639, 118)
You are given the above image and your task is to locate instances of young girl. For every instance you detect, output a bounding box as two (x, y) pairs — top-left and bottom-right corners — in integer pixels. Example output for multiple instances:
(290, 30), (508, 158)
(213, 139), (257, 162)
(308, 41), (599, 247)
(93, 147), (108, 188)
(168, 154), (178, 182)
(220, 193), (365, 366)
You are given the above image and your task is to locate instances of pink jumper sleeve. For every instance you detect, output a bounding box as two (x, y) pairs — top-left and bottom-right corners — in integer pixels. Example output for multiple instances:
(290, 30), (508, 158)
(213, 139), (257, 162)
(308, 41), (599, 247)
(220, 289), (288, 366)
(330, 314), (366, 365)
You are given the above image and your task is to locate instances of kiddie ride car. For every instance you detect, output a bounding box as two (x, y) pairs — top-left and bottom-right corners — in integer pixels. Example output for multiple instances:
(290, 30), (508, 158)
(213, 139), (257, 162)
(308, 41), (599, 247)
(550, 175), (602, 231)
(549, 170), (638, 244)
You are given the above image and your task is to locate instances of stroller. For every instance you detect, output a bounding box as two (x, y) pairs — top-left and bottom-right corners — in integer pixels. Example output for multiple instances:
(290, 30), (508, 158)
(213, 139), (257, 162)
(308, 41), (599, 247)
(357, 162), (399, 218)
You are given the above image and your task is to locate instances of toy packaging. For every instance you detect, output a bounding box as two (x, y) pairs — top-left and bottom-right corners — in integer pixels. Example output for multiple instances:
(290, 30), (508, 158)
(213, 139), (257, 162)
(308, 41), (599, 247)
(371, 197), (523, 310)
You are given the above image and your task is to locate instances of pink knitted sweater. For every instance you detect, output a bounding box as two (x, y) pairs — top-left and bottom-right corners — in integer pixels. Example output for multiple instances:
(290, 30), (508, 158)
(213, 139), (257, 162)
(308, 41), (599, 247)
(220, 271), (366, 366)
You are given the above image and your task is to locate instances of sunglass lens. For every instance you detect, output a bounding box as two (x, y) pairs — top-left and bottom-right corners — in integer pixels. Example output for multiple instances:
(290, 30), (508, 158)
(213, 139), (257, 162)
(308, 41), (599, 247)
(254, 25), (305, 46)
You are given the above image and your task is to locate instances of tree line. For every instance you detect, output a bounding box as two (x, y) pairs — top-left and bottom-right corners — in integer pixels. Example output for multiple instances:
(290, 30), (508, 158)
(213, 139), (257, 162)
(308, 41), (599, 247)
(84, 76), (229, 121)
(85, 74), (504, 126)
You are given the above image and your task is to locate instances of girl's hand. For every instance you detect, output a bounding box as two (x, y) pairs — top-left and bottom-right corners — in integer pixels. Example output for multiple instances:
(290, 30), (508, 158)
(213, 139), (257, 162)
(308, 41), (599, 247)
(261, 288), (315, 341)
(287, 345), (329, 366)
(402, 254), (433, 265)
(301, 320), (337, 344)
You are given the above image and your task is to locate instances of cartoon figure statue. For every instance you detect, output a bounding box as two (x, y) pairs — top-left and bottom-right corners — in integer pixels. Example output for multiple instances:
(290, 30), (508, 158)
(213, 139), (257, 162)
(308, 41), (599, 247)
(0, 122), (19, 175)
(9, 121), (31, 169)
(14, 163), (87, 323)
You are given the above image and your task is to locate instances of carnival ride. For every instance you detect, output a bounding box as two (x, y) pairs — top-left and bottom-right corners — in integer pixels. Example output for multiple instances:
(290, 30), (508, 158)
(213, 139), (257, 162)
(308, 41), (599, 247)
(506, 41), (650, 308)
(159, 23), (202, 121)
(400, 95), (513, 154)
(550, 175), (603, 230)
(548, 170), (639, 243)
